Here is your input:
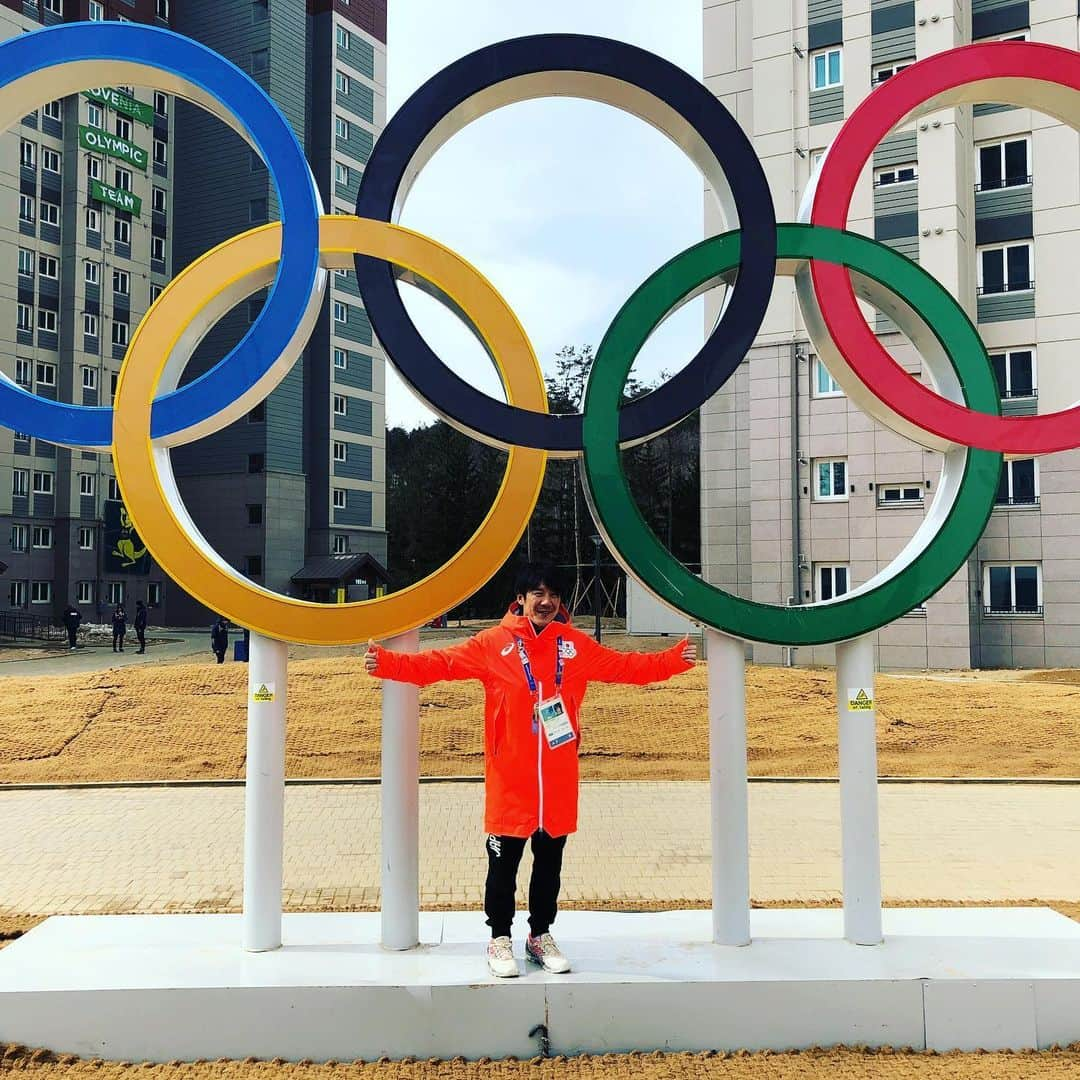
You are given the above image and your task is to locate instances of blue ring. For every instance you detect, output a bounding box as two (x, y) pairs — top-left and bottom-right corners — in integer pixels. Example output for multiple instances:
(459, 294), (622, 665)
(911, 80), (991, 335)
(0, 22), (320, 448)
(355, 34), (777, 454)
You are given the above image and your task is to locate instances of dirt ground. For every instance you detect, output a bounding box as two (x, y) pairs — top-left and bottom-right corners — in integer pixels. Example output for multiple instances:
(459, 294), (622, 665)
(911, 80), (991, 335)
(2, 634), (1080, 782)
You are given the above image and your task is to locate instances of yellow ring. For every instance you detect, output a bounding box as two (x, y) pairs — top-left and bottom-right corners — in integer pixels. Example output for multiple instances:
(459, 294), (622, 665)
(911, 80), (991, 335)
(112, 216), (548, 645)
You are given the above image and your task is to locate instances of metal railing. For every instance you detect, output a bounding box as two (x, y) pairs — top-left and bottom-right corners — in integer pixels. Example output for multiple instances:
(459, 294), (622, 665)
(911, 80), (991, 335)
(994, 495), (1040, 508)
(1001, 387), (1037, 399)
(983, 605), (1043, 616)
(977, 280), (1034, 295)
(0, 609), (63, 641)
(975, 175), (1033, 192)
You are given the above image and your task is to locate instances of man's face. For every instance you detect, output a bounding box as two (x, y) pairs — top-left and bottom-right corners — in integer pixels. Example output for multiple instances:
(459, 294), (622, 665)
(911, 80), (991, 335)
(518, 584), (561, 628)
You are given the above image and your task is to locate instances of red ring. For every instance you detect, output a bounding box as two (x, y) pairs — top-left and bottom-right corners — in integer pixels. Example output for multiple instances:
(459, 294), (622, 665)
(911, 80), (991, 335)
(810, 42), (1080, 455)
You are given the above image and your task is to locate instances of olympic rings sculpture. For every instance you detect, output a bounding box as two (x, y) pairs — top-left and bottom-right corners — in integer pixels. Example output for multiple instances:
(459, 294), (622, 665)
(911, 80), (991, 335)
(0, 25), (1076, 646)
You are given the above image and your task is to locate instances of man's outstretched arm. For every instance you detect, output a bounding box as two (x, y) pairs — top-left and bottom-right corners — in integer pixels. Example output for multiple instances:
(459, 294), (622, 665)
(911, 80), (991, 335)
(575, 635), (696, 685)
(364, 634), (489, 686)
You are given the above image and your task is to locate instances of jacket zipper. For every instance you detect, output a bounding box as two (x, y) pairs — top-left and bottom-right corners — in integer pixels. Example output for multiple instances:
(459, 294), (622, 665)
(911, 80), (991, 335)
(536, 677), (544, 832)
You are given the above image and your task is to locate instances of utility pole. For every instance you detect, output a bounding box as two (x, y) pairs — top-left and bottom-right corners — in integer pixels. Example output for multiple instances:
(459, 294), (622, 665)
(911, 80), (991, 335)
(591, 534), (603, 643)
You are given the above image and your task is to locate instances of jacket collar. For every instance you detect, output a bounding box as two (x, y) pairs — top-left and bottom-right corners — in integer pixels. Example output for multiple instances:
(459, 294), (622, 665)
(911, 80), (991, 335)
(501, 602), (572, 638)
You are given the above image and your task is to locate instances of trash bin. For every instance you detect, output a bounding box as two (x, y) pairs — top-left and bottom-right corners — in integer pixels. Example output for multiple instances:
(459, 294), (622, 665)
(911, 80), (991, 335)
(233, 637), (248, 663)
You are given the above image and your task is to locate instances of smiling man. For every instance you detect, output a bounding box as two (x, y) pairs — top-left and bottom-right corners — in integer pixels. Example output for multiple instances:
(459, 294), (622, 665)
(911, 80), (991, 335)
(365, 561), (696, 978)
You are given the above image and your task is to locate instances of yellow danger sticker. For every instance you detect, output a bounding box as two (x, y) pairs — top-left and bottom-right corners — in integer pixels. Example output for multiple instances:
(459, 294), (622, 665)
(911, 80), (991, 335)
(847, 687), (874, 712)
(252, 682), (276, 703)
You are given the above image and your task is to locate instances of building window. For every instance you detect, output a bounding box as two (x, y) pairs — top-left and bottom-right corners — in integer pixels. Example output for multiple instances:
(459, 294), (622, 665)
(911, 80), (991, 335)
(872, 60), (912, 85)
(335, 116), (350, 140)
(333, 488), (346, 509)
(77, 581), (94, 605)
(43, 0), (62, 13)
(333, 440), (347, 462)
(87, 155), (101, 181)
(813, 458), (848, 501)
(252, 48), (269, 75)
(247, 401), (266, 423)
(112, 322), (129, 348)
(114, 166), (132, 191)
(333, 534), (348, 554)
(107, 476), (121, 501)
(113, 269), (130, 295)
(147, 582), (162, 607)
(32, 470), (54, 495)
(37, 309), (57, 334)
(244, 555), (262, 578)
(874, 163), (917, 187)
(41, 148), (60, 174)
(38, 254), (58, 280)
(336, 71), (350, 95)
(81, 367), (97, 391)
(20, 140), (35, 168)
(10, 524), (27, 552)
(977, 137), (1030, 191)
(978, 242), (1032, 295)
(334, 348), (348, 369)
(39, 201), (59, 227)
(115, 115), (132, 140)
(151, 236), (166, 261)
(996, 458), (1038, 507)
(32, 525), (52, 549)
(247, 504), (263, 525)
(878, 484), (924, 506)
(990, 348), (1036, 400)
(984, 563), (1041, 615)
(248, 453), (264, 474)
(85, 260), (99, 285)
(86, 207), (100, 232)
(84, 313), (99, 337)
(87, 102), (103, 129)
(152, 186), (167, 213)
(334, 394), (347, 416)
(9, 581), (27, 607)
(78, 526), (94, 549)
(154, 91), (168, 116)
(107, 582), (123, 605)
(815, 564), (849, 602)
(17, 248), (33, 277)
(31, 581), (52, 605)
(18, 194), (34, 224)
(12, 469), (29, 497)
(155, 0), (169, 17)
(334, 301), (347, 324)
(114, 218), (131, 245)
(150, 283), (164, 304)
(812, 357), (843, 397)
(35, 361), (56, 386)
(335, 162), (350, 185)
(17, 304), (32, 332)
(89, 0), (104, 18)
(249, 197), (267, 223)
(811, 48), (842, 91)
(336, 25), (350, 48)
(153, 139), (167, 166)
(15, 359), (30, 386)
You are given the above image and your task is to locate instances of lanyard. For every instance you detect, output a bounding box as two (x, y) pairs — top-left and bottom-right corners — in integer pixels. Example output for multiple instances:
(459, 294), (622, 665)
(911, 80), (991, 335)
(515, 636), (563, 696)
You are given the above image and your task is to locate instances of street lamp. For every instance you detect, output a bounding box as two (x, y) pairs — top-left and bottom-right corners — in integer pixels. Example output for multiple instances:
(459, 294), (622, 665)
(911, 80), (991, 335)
(590, 534), (604, 643)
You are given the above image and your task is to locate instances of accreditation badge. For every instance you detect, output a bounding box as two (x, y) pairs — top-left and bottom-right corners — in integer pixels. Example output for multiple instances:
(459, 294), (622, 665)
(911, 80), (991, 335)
(537, 694), (576, 750)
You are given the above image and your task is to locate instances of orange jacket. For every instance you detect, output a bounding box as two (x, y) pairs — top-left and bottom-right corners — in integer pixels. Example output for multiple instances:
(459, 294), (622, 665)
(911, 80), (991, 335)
(371, 605), (693, 838)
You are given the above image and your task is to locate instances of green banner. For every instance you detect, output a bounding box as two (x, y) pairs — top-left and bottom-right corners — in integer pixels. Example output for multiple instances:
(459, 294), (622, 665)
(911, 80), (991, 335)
(79, 125), (147, 171)
(83, 87), (154, 126)
(104, 500), (151, 575)
(90, 179), (142, 216)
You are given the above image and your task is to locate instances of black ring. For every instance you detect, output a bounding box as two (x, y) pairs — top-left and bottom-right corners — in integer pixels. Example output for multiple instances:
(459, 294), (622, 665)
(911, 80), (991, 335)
(355, 34), (777, 454)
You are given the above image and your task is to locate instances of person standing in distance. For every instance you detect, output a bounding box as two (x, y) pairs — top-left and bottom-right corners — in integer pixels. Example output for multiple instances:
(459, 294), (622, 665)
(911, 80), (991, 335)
(111, 604), (127, 653)
(134, 600), (148, 655)
(62, 603), (82, 651)
(365, 562), (696, 979)
(211, 616), (229, 664)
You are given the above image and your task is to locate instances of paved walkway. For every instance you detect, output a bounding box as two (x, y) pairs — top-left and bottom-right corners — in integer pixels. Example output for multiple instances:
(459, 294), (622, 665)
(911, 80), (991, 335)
(0, 632), (213, 677)
(2, 780), (1079, 914)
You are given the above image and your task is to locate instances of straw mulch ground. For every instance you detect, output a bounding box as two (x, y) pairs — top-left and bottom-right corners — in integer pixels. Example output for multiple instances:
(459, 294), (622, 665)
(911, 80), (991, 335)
(3, 637), (1080, 783)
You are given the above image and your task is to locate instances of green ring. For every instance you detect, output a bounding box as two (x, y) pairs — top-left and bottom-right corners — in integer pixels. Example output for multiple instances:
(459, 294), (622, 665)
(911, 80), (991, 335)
(580, 223), (1002, 646)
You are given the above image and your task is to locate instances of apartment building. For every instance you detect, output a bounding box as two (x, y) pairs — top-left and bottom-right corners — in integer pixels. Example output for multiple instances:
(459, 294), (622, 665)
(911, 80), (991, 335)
(0, 0), (388, 629)
(702, 0), (1080, 668)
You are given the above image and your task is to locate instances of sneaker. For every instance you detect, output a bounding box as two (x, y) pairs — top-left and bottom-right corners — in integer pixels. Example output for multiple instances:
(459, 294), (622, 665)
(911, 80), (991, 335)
(526, 932), (571, 974)
(486, 935), (518, 978)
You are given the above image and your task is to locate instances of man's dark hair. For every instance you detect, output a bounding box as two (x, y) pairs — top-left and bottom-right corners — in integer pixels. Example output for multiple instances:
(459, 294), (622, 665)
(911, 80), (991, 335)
(514, 561), (566, 599)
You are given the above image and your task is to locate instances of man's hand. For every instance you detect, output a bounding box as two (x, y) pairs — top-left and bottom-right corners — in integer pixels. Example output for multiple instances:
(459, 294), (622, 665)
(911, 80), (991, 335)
(364, 638), (381, 675)
(680, 639), (697, 665)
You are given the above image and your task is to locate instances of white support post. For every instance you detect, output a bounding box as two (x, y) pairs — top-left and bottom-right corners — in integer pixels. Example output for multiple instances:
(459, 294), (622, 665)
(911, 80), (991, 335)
(381, 627), (420, 950)
(836, 634), (883, 945)
(242, 633), (288, 952)
(706, 629), (751, 946)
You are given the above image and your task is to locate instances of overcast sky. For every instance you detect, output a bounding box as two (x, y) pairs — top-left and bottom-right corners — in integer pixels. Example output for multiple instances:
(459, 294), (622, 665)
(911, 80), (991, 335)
(381, 0), (705, 429)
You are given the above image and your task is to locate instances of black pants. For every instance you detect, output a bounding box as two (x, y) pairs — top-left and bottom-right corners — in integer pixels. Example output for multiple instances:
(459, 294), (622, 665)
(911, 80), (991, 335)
(66, 625), (77, 648)
(112, 630), (124, 651)
(136, 628), (146, 652)
(484, 829), (567, 940)
(214, 649), (225, 664)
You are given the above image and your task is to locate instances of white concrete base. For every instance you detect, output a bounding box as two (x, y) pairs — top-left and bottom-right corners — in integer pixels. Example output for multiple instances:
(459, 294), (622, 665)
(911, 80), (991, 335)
(3, 908), (1080, 1060)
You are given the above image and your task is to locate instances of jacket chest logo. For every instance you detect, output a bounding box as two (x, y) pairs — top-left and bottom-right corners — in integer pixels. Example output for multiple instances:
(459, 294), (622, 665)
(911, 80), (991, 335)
(500, 642), (515, 656)
(558, 640), (577, 660)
